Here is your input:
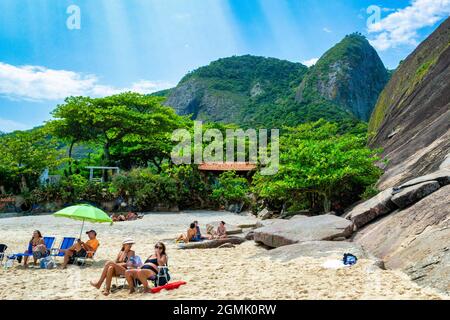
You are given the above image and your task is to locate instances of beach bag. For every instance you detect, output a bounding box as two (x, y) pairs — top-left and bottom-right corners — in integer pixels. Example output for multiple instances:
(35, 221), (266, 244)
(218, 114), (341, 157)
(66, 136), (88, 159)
(343, 253), (358, 266)
(154, 267), (171, 287)
(40, 256), (54, 269)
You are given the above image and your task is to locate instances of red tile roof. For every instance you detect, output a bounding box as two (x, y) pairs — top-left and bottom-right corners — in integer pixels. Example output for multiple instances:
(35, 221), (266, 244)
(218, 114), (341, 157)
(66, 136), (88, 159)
(198, 162), (257, 171)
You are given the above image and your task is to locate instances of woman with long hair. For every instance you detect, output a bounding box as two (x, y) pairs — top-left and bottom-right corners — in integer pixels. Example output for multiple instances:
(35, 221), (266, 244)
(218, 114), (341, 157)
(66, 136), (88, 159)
(125, 241), (168, 294)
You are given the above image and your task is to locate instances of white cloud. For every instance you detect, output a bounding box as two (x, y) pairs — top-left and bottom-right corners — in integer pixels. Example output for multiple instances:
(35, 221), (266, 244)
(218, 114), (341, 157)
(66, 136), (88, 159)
(323, 27), (332, 33)
(0, 118), (28, 132)
(0, 62), (174, 101)
(368, 0), (450, 51)
(302, 58), (319, 67)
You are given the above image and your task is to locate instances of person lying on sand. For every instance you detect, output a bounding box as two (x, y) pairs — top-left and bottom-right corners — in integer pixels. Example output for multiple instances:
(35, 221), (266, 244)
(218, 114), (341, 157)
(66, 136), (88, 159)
(59, 230), (99, 269)
(90, 238), (136, 296)
(23, 230), (47, 267)
(125, 242), (168, 294)
(176, 223), (197, 243)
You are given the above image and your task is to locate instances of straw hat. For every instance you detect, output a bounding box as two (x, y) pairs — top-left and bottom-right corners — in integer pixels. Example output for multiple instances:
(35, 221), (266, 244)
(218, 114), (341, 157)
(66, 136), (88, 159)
(122, 238), (135, 245)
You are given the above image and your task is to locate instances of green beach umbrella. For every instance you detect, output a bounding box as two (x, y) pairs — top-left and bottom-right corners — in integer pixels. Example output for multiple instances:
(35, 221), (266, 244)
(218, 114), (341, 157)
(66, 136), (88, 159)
(54, 204), (113, 238)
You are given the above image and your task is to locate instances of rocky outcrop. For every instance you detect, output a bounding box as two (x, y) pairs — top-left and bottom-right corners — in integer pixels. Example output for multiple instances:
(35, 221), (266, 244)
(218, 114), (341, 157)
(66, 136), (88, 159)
(162, 55), (308, 126)
(368, 17), (450, 189)
(391, 181), (440, 209)
(296, 33), (389, 121)
(344, 188), (396, 229)
(253, 214), (353, 248)
(354, 185), (450, 294)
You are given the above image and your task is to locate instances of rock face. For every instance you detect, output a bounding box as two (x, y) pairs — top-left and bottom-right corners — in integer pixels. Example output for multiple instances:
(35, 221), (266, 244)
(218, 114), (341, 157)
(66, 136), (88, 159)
(344, 188), (396, 228)
(354, 185), (450, 294)
(397, 169), (450, 188)
(391, 181), (440, 208)
(296, 33), (389, 121)
(253, 214), (353, 248)
(255, 219), (286, 229)
(257, 208), (273, 220)
(368, 17), (450, 190)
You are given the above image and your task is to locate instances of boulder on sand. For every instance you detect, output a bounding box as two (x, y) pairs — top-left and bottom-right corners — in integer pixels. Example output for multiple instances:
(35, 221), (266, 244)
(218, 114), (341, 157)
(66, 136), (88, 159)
(391, 181), (440, 208)
(344, 188), (397, 229)
(253, 214), (353, 248)
(204, 221), (242, 235)
(178, 237), (246, 249)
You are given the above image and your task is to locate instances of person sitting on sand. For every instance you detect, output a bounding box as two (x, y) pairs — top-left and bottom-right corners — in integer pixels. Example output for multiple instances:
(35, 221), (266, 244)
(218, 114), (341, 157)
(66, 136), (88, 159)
(59, 230), (99, 269)
(112, 213), (126, 222)
(90, 238), (136, 296)
(23, 230), (47, 267)
(125, 242), (168, 294)
(216, 221), (227, 239)
(176, 223), (197, 243)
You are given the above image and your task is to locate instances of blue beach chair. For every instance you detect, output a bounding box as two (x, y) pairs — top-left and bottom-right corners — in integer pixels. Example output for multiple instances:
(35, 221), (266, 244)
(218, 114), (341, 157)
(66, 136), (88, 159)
(7, 236), (56, 265)
(50, 237), (76, 259)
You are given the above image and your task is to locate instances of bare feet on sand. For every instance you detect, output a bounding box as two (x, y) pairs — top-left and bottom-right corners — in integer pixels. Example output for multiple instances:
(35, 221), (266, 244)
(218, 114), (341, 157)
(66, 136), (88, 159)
(90, 281), (101, 289)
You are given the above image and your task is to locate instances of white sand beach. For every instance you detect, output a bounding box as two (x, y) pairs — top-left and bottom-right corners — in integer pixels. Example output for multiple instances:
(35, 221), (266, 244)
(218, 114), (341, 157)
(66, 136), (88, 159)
(0, 211), (447, 300)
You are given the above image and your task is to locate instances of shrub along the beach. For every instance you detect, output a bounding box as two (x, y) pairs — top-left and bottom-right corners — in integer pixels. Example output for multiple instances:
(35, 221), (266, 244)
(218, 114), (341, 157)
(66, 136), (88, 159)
(251, 120), (382, 213)
(211, 171), (251, 207)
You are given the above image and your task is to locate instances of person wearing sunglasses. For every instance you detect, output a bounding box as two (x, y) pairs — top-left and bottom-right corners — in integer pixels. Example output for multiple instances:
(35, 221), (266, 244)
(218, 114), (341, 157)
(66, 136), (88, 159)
(125, 241), (168, 294)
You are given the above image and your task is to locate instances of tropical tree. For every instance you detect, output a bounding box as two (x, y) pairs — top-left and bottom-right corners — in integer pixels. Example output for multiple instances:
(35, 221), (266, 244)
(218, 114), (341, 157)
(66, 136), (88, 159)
(0, 128), (64, 193)
(252, 120), (382, 212)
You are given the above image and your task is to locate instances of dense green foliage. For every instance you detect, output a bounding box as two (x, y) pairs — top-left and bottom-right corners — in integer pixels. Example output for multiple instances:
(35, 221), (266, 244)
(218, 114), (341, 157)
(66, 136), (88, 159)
(211, 171), (250, 206)
(252, 120), (382, 212)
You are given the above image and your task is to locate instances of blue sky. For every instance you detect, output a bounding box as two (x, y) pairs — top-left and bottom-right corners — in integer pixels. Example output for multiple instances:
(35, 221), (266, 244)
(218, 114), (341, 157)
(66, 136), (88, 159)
(0, 0), (449, 132)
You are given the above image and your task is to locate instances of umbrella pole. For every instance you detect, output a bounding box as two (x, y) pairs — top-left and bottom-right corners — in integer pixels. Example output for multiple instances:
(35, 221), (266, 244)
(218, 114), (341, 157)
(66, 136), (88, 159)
(79, 219), (85, 239)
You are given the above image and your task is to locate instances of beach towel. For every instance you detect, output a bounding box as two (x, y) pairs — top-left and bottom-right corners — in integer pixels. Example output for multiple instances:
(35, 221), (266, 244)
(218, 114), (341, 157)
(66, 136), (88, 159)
(150, 281), (187, 293)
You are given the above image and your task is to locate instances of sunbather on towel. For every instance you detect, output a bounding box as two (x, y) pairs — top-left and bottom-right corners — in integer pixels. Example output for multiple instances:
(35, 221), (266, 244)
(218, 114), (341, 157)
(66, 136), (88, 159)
(90, 238), (136, 296)
(176, 223), (197, 243)
(125, 242), (168, 294)
(24, 230), (47, 267)
(59, 230), (99, 269)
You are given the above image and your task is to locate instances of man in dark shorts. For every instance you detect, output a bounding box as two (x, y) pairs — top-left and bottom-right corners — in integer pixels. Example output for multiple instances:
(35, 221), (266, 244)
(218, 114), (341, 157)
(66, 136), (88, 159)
(59, 230), (100, 269)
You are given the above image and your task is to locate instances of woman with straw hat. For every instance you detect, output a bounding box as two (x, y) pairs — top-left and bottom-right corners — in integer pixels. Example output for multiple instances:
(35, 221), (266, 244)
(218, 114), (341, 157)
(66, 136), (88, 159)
(90, 238), (136, 296)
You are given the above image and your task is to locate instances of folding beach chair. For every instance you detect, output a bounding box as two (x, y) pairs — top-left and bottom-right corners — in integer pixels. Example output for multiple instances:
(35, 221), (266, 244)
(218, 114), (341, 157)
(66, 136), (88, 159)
(0, 244), (7, 267)
(73, 246), (99, 267)
(7, 236), (56, 265)
(50, 237), (76, 259)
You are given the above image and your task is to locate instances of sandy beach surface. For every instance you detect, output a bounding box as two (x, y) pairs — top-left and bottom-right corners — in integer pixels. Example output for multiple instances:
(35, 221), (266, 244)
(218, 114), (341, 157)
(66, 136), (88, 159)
(0, 211), (447, 300)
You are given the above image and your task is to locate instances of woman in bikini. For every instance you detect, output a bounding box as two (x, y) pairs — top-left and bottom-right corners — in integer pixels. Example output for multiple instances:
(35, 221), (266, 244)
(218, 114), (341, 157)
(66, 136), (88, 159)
(90, 238), (136, 295)
(125, 241), (168, 294)
(24, 230), (47, 267)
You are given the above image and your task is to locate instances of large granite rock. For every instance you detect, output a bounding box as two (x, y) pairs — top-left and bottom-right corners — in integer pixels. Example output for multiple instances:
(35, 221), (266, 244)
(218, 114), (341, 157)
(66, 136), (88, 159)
(397, 169), (450, 188)
(255, 219), (286, 229)
(354, 185), (450, 294)
(204, 221), (242, 235)
(344, 188), (397, 229)
(391, 181), (440, 209)
(253, 214), (353, 248)
(178, 237), (246, 249)
(257, 208), (273, 220)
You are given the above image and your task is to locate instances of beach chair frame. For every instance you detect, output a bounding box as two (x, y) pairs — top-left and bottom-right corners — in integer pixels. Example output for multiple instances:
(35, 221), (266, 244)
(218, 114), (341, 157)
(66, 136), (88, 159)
(50, 237), (76, 260)
(73, 250), (96, 267)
